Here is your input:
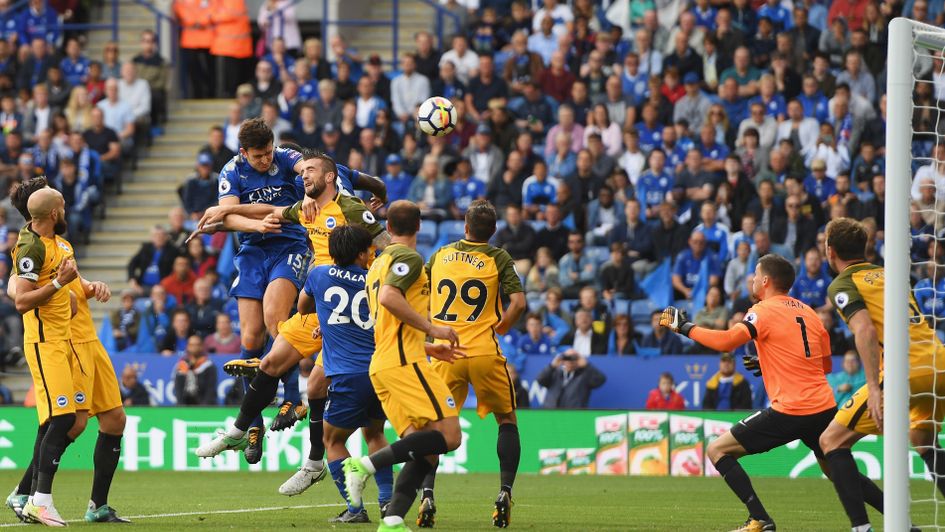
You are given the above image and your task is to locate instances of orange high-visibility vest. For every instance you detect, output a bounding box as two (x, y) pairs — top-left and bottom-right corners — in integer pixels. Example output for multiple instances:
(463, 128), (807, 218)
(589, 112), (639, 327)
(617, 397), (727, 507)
(209, 0), (253, 59)
(174, 0), (213, 49)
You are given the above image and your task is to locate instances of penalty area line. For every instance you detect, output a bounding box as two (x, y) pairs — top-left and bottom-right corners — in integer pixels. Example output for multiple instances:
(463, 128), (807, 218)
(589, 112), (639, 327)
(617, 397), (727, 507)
(0, 502), (371, 527)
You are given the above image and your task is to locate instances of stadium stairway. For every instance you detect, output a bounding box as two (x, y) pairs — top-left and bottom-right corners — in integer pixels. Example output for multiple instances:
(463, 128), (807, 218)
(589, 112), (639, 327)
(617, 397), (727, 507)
(344, 0), (435, 65)
(81, 99), (232, 324)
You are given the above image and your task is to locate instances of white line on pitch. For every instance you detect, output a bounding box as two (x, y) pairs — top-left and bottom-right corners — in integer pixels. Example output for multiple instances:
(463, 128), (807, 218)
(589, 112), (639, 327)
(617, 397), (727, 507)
(0, 502), (367, 527)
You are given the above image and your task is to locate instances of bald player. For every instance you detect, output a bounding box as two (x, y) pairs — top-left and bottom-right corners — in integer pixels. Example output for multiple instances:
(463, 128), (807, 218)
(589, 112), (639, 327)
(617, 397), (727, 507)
(11, 188), (80, 526)
(660, 254), (884, 532)
(5, 178), (129, 524)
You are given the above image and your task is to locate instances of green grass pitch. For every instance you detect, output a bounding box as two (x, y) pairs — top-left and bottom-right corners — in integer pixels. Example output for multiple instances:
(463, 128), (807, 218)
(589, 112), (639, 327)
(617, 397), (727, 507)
(0, 471), (939, 530)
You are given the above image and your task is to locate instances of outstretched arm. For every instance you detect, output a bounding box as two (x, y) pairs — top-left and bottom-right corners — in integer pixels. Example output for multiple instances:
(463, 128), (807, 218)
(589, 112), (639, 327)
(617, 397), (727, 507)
(354, 173), (387, 204)
(659, 306), (752, 351)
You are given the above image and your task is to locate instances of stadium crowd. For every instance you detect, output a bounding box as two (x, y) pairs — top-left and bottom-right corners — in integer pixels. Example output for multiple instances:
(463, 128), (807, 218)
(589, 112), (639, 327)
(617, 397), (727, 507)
(0, 1), (168, 381)
(1, 0), (941, 409)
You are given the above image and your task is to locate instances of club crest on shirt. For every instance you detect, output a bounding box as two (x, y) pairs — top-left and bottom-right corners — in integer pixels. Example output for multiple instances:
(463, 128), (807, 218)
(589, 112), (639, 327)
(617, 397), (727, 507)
(268, 164), (279, 176)
(219, 178), (231, 195)
(446, 396), (456, 409)
(362, 211), (376, 225)
(325, 216), (336, 230)
(18, 257), (33, 273)
(74, 392), (85, 404)
(56, 395), (68, 407)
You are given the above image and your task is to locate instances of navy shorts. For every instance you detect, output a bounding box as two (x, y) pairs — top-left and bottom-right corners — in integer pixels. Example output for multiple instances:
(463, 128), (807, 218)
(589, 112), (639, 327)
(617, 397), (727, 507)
(324, 372), (386, 430)
(230, 241), (311, 300)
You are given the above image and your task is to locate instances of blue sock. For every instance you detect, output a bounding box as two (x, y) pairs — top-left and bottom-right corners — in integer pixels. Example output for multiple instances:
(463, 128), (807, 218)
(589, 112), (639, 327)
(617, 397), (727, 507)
(328, 459), (359, 513)
(375, 465), (393, 506)
(241, 346), (265, 429)
(281, 364), (301, 404)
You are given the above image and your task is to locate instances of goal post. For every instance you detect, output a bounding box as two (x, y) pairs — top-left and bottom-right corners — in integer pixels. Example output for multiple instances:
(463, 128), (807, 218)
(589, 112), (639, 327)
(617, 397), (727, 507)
(886, 17), (945, 531)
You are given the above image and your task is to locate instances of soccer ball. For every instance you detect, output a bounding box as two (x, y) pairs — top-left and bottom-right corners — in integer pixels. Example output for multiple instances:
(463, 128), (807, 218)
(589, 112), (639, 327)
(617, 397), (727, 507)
(417, 96), (457, 137)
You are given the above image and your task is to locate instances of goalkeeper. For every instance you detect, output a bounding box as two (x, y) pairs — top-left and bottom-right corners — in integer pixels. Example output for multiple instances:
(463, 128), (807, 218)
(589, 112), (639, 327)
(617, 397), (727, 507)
(660, 254), (885, 532)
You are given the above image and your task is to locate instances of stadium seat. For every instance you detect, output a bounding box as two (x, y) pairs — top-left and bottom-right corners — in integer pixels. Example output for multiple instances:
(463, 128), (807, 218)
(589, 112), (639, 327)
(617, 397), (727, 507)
(631, 299), (659, 322)
(528, 220), (546, 232)
(636, 324), (654, 339)
(526, 293), (544, 312)
(437, 220), (466, 247)
(613, 299), (630, 317)
(417, 244), (434, 261)
(586, 246), (610, 266)
(416, 222), (438, 247)
(560, 299), (579, 314)
(489, 220), (507, 246)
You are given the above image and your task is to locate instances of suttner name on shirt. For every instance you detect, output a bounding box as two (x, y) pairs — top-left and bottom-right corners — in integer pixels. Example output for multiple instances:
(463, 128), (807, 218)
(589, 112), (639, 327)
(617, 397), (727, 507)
(248, 186), (284, 204)
(328, 267), (365, 283)
(441, 251), (486, 270)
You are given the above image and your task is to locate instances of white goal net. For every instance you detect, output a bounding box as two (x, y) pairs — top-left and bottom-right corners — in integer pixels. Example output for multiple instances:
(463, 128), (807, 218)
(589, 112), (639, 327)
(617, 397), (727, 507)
(888, 16), (945, 531)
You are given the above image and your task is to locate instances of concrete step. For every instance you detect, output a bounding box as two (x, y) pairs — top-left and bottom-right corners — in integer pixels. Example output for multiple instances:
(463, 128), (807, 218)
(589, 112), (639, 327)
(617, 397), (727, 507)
(90, 231), (150, 244)
(131, 170), (191, 182)
(137, 156), (199, 167)
(152, 132), (211, 144)
(79, 255), (133, 270)
(122, 181), (178, 193)
(112, 195), (179, 208)
(162, 124), (221, 136)
(102, 206), (176, 218)
(78, 268), (128, 285)
(83, 243), (140, 257)
(96, 219), (157, 232)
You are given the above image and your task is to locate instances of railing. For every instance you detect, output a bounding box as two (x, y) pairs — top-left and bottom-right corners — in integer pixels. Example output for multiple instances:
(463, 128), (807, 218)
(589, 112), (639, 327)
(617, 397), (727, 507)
(415, 0), (461, 51)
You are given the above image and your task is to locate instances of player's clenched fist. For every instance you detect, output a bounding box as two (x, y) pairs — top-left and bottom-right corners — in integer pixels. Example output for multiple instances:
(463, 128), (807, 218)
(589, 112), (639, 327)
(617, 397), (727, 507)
(659, 306), (694, 337)
(56, 258), (78, 285)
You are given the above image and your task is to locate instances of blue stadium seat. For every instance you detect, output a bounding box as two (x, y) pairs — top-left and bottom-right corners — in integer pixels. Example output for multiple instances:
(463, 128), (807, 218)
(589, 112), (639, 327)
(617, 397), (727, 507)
(561, 299), (579, 314)
(613, 299), (630, 317)
(528, 220), (546, 232)
(636, 324), (654, 339)
(437, 220), (466, 246)
(526, 293), (544, 312)
(417, 244), (434, 261)
(489, 220), (507, 245)
(631, 299), (658, 322)
(416, 221), (438, 247)
(586, 246), (610, 266)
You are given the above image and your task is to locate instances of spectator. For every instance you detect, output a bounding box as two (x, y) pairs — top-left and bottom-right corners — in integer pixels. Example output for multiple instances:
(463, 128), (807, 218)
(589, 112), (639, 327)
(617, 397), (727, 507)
(439, 34), (478, 85)
(204, 313), (240, 354)
(132, 30), (168, 126)
(536, 349), (606, 409)
(143, 284), (172, 345)
(186, 277), (223, 337)
(199, 125), (235, 174)
(640, 311), (685, 355)
(828, 351), (866, 407)
(558, 232), (596, 298)
(725, 240), (752, 303)
(160, 255), (197, 306)
(260, 100), (290, 146)
(543, 105), (584, 160)
(120, 366), (151, 406)
(173, 335), (218, 405)
(527, 15), (558, 66)
(464, 55), (507, 123)
(636, 150), (673, 220)
(674, 72), (711, 132)
(83, 107), (121, 186)
(180, 153), (218, 219)
(118, 62), (151, 132)
(720, 46), (761, 98)
(97, 78), (135, 154)
(210, 0), (253, 97)
(819, 307), (852, 355)
(738, 102), (777, 152)
(546, 132), (576, 181)
(22, 85), (52, 145)
(64, 86), (94, 132)
(167, 206), (190, 249)
(447, 158), (484, 219)
(160, 309), (194, 356)
(381, 154), (412, 206)
(110, 289), (140, 351)
(525, 246), (560, 294)
(408, 153), (451, 220)
(29, 128), (57, 178)
(174, 0), (214, 98)
(432, 59), (467, 106)
(693, 202), (731, 261)
(694, 285), (730, 331)
(652, 202), (689, 263)
(17, 0), (59, 46)
(257, 0), (301, 54)
(611, 199), (655, 274)
(538, 286), (572, 344)
(645, 372), (686, 409)
(517, 313), (554, 356)
(790, 248), (831, 310)
(672, 230), (722, 300)
(101, 41), (121, 80)
(53, 157), (96, 243)
(186, 236), (216, 278)
(599, 242), (635, 301)
(538, 50), (574, 103)
(774, 194), (818, 259)
(16, 38), (52, 92)
(354, 77), (385, 129)
(391, 53), (430, 126)
(702, 353), (753, 410)
(463, 123), (504, 185)
(521, 160), (558, 218)
(533, 202), (567, 258)
(493, 203), (536, 273)
(412, 31), (440, 82)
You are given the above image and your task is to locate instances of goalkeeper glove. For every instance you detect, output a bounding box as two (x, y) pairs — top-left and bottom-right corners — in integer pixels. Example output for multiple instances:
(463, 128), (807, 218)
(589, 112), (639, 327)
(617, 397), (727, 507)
(742, 354), (762, 377)
(658, 306), (694, 337)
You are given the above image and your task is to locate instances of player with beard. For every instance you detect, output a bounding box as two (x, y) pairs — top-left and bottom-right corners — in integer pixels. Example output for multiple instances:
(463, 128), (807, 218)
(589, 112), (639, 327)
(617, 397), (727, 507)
(5, 178), (129, 524)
